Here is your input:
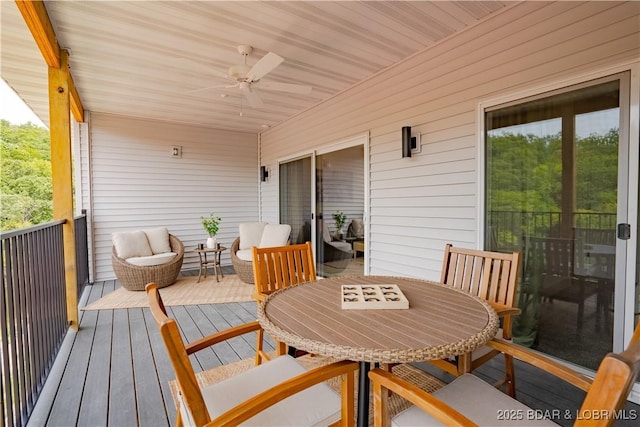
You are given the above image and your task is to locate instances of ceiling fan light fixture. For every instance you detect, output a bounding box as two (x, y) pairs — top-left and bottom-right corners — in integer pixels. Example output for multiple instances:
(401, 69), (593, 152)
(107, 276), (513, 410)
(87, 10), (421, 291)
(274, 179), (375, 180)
(229, 64), (251, 80)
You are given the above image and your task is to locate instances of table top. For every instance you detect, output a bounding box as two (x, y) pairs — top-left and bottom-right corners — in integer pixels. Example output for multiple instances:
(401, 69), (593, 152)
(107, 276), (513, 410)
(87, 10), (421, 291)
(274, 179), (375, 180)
(194, 246), (227, 253)
(258, 275), (499, 364)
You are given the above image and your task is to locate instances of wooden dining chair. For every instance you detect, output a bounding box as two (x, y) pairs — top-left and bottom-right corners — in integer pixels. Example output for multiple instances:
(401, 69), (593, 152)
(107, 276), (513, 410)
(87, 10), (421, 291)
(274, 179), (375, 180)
(369, 322), (640, 427)
(433, 243), (521, 397)
(252, 241), (316, 364)
(146, 283), (357, 427)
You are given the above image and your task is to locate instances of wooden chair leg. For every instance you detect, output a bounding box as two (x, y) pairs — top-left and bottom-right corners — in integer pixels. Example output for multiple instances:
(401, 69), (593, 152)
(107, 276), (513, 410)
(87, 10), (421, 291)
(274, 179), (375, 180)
(504, 354), (516, 398)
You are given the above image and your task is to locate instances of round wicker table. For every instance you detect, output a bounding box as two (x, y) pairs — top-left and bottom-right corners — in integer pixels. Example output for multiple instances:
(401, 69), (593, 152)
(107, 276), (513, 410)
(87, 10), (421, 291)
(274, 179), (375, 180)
(257, 275), (499, 427)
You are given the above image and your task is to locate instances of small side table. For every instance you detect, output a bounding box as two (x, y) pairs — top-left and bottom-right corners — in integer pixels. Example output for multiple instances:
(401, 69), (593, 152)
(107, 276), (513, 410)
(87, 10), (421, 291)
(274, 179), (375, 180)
(353, 240), (365, 258)
(194, 246), (227, 283)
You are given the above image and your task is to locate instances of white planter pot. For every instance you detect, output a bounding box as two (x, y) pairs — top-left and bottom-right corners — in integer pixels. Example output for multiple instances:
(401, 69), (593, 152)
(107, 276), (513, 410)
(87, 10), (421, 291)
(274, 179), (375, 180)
(206, 237), (217, 248)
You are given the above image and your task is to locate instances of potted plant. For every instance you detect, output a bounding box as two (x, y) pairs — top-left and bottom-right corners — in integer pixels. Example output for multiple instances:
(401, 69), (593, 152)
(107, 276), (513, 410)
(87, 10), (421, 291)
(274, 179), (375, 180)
(201, 213), (222, 248)
(332, 210), (347, 240)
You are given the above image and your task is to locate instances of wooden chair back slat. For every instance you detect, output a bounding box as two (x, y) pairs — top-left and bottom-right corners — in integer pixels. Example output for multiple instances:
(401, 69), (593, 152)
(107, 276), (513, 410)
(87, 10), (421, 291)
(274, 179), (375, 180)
(441, 244), (520, 307)
(252, 241), (316, 300)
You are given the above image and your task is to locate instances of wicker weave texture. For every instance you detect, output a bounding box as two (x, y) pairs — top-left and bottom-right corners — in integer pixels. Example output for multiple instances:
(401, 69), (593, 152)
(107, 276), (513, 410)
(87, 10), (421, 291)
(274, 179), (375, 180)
(112, 234), (184, 291)
(230, 237), (255, 284)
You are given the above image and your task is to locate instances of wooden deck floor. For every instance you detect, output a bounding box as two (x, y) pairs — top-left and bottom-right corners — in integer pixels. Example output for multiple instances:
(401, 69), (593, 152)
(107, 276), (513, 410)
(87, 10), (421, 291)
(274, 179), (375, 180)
(28, 271), (639, 427)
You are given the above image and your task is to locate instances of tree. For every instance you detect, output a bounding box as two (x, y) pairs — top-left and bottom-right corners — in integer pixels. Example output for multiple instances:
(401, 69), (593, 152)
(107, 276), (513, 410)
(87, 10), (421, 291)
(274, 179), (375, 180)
(0, 120), (52, 231)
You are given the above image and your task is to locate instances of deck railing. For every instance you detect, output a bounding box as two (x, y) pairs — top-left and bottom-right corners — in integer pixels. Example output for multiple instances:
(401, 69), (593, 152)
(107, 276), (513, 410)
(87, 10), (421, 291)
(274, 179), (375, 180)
(1, 215), (89, 427)
(487, 210), (616, 250)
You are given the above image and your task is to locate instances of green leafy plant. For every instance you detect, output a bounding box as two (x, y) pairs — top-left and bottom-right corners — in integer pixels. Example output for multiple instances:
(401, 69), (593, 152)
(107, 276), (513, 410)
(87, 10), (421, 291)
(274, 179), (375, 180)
(332, 211), (346, 231)
(201, 212), (222, 237)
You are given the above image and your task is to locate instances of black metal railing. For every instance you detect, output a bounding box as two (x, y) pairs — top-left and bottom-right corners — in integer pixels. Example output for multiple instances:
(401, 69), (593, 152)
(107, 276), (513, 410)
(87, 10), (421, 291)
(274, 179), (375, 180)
(488, 210), (616, 251)
(74, 212), (90, 296)
(1, 219), (78, 427)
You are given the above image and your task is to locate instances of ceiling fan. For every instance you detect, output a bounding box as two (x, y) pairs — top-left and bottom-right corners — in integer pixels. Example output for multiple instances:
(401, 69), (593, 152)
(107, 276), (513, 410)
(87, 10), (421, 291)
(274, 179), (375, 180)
(193, 45), (312, 110)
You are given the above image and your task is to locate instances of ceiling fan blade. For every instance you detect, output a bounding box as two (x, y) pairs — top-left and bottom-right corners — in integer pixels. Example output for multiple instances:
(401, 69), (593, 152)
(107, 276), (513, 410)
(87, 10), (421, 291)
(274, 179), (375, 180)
(241, 85), (264, 108)
(187, 82), (238, 93)
(258, 81), (312, 95)
(247, 52), (284, 81)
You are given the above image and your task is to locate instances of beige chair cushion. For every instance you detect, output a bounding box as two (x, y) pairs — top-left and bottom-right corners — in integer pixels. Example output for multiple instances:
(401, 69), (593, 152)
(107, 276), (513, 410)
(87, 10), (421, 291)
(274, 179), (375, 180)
(239, 222), (267, 250)
(322, 222), (333, 243)
(259, 224), (291, 248)
(235, 249), (253, 262)
(350, 218), (365, 239)
(392, 374), (558, 427)
(126, 252), (177, 267)
(112, 230), (152, 259)
(182, 355), (341, 426)
(143, 227), (171, 254)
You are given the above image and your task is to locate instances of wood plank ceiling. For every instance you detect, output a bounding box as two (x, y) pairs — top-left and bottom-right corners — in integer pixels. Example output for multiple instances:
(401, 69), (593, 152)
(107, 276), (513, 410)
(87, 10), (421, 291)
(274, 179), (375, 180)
(2, 1), (509, 133)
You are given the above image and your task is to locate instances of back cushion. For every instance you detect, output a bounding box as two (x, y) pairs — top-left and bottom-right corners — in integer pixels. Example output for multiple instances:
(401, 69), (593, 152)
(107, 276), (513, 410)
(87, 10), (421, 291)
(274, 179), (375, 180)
(144, 227), (172, 254)
(239, 222), (267, 250)
(259, 224), (292, 248)
(112, 231), (152, 259)
(350, 219), (365, 239)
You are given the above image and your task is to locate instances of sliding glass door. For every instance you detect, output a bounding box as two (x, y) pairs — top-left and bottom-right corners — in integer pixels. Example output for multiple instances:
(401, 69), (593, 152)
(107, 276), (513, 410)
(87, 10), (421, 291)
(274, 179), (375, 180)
(279, 141), (366, 278)
(485, 74), (631, 370)
(280, 156), (312, 245)
(315, 145), (365, 278)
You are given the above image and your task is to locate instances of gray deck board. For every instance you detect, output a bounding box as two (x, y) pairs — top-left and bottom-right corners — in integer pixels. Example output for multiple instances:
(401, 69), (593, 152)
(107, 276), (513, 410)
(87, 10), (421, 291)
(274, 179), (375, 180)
(109, 309), (138, 427)
(77, 309), (112, 426)
(129, 307), (169, 427)
(31, 276), (640, 426)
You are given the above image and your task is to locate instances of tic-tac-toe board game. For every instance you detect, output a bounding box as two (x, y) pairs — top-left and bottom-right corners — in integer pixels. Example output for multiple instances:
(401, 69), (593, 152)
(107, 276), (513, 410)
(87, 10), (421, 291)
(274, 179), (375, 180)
(341, 284), (409, 310)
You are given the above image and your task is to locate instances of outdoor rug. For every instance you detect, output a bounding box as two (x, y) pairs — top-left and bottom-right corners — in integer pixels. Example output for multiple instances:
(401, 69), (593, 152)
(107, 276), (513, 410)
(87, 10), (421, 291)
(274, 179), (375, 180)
(168, 355), (445, 425)
(82, 274), (253, 310)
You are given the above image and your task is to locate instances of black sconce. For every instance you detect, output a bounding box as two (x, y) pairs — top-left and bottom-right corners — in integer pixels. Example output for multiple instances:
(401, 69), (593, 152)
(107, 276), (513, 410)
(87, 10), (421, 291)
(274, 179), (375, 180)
(260, 165), (269, 182)
(402, 126), (412, 158)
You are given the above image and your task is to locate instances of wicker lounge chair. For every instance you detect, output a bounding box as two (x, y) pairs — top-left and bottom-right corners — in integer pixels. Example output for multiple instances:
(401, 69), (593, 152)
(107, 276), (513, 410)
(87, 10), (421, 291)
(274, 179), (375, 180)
(112, 233), (184, 291)
(231, 236), (254, 283)
(231, 223), (292, 284)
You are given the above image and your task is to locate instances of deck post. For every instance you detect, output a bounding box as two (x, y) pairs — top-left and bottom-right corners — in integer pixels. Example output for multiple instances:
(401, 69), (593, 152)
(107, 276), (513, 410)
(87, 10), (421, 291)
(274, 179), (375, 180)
(49, 49), (78, 329)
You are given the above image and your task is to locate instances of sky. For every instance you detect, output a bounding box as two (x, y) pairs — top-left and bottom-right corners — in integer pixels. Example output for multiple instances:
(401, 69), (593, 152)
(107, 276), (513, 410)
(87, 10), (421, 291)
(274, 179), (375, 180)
(1, 79), (47, 128)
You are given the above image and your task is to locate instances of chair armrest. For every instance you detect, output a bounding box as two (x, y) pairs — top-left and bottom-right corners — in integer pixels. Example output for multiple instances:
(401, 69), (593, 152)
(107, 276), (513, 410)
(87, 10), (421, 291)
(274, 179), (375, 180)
(209, 360), (358, 426)
(487, 302), (521, 318)
(486, 338), (593, 392)
(185, 321), (262, 355)
(368, 368), (477, 426)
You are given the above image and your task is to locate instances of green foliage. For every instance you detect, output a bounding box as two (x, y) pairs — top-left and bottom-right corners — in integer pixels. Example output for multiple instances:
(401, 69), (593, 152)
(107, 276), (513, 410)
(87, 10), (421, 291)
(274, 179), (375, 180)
(201, 212), (222, 236)
(332, 211), (346, 230)
(1, 120), (52, 231)
(486, 128), (619, 246)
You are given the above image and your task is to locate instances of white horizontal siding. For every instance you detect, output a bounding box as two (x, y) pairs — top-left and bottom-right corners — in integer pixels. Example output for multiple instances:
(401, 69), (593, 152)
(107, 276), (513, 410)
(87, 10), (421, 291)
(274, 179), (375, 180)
(89, 113), (258, 280)
(259, 1), (640, 281)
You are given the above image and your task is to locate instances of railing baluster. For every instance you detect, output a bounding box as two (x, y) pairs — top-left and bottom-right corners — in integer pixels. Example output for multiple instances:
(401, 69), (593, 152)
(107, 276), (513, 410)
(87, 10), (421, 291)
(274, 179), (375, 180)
(1, 216), (87, 427)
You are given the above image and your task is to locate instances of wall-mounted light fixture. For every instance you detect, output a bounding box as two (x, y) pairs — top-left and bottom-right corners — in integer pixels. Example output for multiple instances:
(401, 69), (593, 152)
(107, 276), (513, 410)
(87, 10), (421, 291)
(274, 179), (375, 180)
(401, 126), (421, 158)
(171, 145), (182, 158)
(260, 165), (269, 182)
(402, 126), (412, 158)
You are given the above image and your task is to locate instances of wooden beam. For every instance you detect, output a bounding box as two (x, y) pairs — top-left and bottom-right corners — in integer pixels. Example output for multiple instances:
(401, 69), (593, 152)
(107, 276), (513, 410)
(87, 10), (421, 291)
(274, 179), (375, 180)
(16, 0), (85, 122)
(69, 72), (84, 121)
(49, 50), (78, 329)
(15, 0), (60, 68)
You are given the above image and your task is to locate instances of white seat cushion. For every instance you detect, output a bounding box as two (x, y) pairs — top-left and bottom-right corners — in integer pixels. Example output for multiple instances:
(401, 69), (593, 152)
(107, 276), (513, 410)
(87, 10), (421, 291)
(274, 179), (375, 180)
(326, 240), (352, 252)
(239, 222), (267, 250)
(185, 355), (341, 426)
(259, 224), (291, 248)
(143, 227), (171, 254)
(235, 248), (253, 262)
(126, 252), (177, 267)
(112, 230), (152, 259)
(392, 374), (558, 427)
